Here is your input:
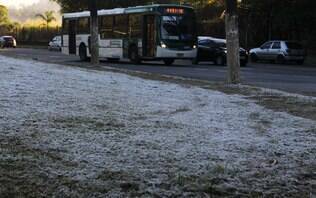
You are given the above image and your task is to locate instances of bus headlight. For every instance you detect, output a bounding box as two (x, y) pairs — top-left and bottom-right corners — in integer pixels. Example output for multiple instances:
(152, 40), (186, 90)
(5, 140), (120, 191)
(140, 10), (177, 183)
(161, 42), (167, 48)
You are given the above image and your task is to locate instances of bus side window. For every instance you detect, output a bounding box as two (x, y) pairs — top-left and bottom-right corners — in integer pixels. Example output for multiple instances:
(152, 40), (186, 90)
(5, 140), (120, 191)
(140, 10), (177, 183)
(77, 17), (90, 34)
(63, 19), (69, 34)
(129, 14), (142, 39)
(113, 15), (128, 39)
(100, 16), (114, 39)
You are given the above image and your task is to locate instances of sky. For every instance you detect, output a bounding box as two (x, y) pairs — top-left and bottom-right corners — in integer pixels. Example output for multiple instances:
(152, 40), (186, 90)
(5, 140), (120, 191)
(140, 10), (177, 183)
(0, 0), (39, 8)
(0, 0), (61, 24)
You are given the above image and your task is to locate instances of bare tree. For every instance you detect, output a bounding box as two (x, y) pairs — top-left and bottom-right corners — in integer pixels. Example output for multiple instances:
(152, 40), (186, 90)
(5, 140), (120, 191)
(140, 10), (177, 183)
(89, 0), (99, 65)
(225, 0), (240, 84)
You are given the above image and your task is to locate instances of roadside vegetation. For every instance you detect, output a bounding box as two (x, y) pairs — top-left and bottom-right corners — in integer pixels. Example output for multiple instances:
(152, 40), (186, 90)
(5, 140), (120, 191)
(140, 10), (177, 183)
(0, 4), (60, 46)
(52, 0), (316, 51)
(1, 0), (316, 51)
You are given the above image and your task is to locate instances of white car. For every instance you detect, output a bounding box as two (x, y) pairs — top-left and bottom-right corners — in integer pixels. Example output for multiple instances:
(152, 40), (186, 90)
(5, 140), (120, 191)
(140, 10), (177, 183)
(249, 40), (306, 65)
(48, 36), (62, 51)
(0, 36), (17, 48)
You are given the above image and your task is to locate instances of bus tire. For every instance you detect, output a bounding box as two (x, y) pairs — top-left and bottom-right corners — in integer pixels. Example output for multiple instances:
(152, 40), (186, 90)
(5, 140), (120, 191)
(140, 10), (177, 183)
(129, 46), (141, 64)
(79, 44), (88, 61)
(163, 59), (175, 66)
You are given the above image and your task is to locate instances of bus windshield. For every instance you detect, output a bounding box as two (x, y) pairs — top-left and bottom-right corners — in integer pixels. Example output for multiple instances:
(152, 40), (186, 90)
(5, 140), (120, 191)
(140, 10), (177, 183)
(161, 15), (195, 41)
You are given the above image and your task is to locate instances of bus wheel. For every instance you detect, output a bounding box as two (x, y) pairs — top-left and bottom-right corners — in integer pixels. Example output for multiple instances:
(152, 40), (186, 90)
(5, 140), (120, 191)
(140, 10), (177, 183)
(129, 46), (141, 64)
(79, 44), (88, 61)
(163, 59), (174, 66)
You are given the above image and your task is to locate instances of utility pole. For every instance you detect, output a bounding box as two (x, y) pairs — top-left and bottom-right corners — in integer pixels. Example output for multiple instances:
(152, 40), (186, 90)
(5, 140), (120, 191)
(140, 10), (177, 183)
(225, 0), (240, 84)
(89, 0), (99, 65)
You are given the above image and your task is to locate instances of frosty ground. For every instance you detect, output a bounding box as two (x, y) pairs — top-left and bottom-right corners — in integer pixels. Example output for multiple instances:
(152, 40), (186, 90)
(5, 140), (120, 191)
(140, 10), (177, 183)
(0, 55), (315, 197)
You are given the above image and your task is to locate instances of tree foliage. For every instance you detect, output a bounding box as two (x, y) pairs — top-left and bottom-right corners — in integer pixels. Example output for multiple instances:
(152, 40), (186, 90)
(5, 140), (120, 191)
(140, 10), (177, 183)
(51, 0), (316, 49)
(0, 5), (10, 25)
(239, 0), (316, 48)
(0, 5), (19, 35)
(36, 11), (57, 30)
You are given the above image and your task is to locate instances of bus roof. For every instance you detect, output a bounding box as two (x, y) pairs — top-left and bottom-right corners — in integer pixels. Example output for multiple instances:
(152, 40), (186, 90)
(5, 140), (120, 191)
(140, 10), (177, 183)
(63, 4), (193, 19)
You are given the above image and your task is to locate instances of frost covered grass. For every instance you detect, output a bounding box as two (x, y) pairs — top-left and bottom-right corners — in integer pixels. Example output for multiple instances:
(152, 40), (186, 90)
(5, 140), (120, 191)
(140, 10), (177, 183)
(0, 55), (315, 197)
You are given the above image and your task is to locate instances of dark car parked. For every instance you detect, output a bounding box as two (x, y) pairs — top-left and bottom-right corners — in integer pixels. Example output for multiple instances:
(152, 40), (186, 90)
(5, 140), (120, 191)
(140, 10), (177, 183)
(0, 36), (17, 48)
(194, 36), (248, 66)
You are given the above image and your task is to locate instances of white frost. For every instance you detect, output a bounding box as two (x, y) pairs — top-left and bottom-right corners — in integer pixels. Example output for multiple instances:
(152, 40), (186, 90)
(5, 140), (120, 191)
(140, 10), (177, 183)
(0, 55), (315, 196)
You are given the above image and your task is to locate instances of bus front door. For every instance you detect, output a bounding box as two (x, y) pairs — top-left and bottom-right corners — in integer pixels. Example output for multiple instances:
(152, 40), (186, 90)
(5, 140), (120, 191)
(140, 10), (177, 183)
(68, 20), (76, 54)
(143, 15), (156, 57)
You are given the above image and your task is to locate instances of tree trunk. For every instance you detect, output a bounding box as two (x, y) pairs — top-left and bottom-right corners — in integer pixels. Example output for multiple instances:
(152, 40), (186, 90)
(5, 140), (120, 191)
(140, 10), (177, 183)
(89, 0), (99, 65)
(225, 0), (240, 84)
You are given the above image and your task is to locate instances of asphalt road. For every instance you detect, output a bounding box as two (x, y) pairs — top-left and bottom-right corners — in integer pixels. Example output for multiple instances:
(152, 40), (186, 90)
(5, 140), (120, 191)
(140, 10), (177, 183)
(1, 47), (316, 95)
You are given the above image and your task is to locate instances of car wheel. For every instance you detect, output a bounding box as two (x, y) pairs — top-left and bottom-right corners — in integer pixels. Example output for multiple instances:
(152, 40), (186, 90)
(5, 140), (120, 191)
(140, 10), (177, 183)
(215, 55), (225, 66)
(276, 55), (285, 64)
(192, 58), (199, 65)
(163, 59), (175, 66)
(296, 60), (304, 65)
(250, 53), (258, 62)
(240, 60), (247, 67)
(79, 44), (88, 61)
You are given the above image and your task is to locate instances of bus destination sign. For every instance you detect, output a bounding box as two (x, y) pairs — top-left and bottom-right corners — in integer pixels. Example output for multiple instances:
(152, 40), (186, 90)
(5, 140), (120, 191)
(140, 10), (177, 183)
(165, 8), (185, 14)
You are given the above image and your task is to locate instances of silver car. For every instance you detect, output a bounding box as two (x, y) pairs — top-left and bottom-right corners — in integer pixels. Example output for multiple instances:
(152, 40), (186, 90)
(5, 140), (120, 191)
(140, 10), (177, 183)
(249, 41), (306, 65)
(48, 36), (62, 51)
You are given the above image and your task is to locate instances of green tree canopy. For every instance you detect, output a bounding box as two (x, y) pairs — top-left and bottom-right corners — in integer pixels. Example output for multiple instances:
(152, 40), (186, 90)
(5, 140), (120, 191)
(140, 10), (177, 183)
(0, 5), (10, 25)
(36, 11), (57, 30)
(0, 5), (20, 35)
(52, 0), (316, 49)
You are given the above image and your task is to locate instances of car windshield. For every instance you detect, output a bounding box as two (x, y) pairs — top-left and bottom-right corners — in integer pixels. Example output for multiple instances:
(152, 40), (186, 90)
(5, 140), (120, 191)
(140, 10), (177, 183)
(4, 37), (13, 41)
(161, 15), (195, 41)
(286, 42), (303, 49)
(216, 41), (226, 48)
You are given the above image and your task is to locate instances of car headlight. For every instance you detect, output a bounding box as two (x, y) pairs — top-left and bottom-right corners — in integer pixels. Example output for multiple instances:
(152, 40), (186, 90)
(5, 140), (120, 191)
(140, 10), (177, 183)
(193, 45), (197, 49)
(161, 42), (167, 48)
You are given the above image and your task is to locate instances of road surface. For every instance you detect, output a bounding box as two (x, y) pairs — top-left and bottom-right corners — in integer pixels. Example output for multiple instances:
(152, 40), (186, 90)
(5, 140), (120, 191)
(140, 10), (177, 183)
(1, 47), (316, 95)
